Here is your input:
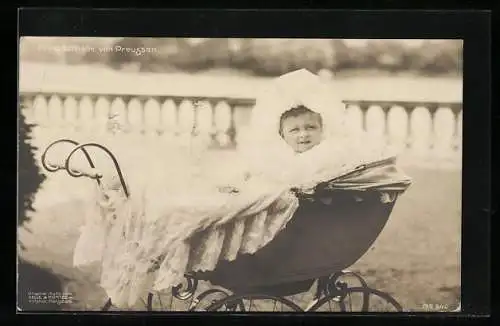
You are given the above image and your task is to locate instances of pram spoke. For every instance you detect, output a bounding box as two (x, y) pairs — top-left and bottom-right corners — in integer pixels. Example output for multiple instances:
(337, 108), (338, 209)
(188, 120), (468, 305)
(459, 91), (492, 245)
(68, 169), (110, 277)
(205, 294), (303, 312)
(309, 287), (402, 312)
(188, 289), (231, 311)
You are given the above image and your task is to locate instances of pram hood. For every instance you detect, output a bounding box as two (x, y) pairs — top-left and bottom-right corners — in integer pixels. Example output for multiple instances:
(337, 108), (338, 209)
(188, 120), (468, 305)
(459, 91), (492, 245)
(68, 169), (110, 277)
(316, 156), (412, 193)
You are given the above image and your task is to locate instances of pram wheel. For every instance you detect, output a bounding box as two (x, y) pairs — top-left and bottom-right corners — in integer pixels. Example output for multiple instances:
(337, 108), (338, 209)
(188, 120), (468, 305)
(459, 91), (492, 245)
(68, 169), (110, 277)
(205, 294), (303, 312)
(146, 288), (232, 311)
(146, 275), (202, 311)
(188, 289), (231, 311)
(309, 287), (403, 312)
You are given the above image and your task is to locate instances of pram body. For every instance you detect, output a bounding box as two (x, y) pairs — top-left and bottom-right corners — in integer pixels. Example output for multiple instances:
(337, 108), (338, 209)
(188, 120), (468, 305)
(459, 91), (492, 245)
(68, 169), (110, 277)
(195, 189), (394, 295)
(41, 139), (410, 312)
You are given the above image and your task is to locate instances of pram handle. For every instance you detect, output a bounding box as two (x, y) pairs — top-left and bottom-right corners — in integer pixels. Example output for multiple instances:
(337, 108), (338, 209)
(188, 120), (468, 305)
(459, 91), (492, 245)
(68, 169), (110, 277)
(41, 139), (130, 198)
(43, 160), (103, 180)
(41, 139), (96, 173)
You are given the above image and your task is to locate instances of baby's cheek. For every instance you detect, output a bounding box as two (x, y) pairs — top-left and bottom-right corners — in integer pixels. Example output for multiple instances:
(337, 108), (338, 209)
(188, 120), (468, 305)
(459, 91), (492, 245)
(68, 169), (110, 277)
(312, 135), (323, 145)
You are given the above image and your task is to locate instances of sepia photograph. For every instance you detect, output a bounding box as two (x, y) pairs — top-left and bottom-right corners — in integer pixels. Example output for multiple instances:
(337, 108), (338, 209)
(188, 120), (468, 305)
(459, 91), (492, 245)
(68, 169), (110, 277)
(17, 37), (463, 313)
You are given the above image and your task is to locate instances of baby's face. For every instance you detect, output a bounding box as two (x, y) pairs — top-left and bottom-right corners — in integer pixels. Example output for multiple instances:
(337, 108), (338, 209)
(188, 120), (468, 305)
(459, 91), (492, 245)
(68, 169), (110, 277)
(280, 113), (323, 153)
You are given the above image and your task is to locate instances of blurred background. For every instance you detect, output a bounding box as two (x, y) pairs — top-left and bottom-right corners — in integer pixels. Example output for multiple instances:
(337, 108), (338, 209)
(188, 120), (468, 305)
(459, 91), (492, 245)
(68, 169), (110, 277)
(18, 37), (462, 312)
(19, 37), (463, 76)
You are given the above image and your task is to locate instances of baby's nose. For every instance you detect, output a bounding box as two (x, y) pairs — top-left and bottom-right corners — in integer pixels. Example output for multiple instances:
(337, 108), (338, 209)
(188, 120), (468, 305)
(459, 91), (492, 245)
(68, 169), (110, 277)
(298, 130), (310, 139)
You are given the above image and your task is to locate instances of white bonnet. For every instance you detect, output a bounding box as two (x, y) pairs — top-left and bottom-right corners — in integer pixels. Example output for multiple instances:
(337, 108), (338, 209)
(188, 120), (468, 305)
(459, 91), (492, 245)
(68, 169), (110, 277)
(241, 69), (346, 158)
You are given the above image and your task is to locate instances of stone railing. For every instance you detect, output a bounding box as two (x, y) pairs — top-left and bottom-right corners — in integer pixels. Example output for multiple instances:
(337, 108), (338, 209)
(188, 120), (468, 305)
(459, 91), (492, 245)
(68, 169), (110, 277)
(19, 92), (463, 165)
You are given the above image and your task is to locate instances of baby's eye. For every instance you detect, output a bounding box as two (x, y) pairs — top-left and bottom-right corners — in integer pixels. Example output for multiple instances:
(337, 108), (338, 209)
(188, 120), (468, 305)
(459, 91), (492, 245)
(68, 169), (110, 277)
(306, 125), (318, 130)
(289, 128), (299, 133)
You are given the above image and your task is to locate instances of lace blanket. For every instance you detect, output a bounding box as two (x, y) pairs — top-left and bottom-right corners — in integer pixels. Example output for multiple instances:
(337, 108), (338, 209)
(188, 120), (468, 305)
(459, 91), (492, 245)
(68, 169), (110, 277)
(74, 176), (301, 308)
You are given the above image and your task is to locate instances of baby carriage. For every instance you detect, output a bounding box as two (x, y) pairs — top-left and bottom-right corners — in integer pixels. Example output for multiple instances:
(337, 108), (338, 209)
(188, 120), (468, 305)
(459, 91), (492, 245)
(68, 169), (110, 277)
(41, 138), (411, 312)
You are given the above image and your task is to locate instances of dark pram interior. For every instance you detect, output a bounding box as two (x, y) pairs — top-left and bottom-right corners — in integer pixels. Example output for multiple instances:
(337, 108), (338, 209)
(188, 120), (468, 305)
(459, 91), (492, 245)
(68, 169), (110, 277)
(192, 189), (395, 297)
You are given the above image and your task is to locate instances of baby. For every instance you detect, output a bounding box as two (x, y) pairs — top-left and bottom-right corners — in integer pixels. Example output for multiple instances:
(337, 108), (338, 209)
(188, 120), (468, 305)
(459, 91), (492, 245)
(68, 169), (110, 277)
(218, 105), (324, 194)
(278, 105), (324, 154)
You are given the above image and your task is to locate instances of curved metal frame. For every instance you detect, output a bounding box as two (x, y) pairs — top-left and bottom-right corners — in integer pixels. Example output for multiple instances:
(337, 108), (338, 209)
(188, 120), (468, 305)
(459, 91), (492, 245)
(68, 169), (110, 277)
(65, 143), (129, 198)
(41, 139), (96, 176)
(40, 138), (129, 198)
(327, 270), (370, 296)
(171, 274), (199, 300)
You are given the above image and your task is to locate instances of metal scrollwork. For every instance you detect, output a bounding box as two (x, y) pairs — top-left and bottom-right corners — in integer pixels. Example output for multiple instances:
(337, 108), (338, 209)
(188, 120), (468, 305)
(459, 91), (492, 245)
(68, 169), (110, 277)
(41, 139), (96, 175)
(171, 274), (199, 301)
(40, 138), (129, 198)
(188, 288), (231, 311)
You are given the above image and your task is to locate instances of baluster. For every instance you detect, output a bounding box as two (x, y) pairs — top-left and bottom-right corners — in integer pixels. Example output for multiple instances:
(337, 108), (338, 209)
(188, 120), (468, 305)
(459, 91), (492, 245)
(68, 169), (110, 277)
(404, 104), (414, 150)
(48, 95), (64, 134)
(175, 99), (182, 137)
(227, 104), (237, 147)
(386, 104), (408, 154)
(78, 95), (95, 135)
(427, 104), (439, 151)
(209, 99), (218, 147)
(109, 96), (128, 135)
(94, 96), (111, 136)
(359, 103), (369, 132)
(177, 99), (195, 150)
(161, 98), (178, 142)
(433, 106), (455, 163)
(365, 104), (385, 147)
(63, 96), (77, 134)
(193, 99), (213, 148)
(178, 99), (195, 135)
(127, 97), (145, 135)
(381, 104), (392, 148)
(144, 97), (161, 137)
(191, 100), (199, 137)
(409, 106), (433, 163)
(33, 94), (49, 128)
(344, 103), (363, 138)
(214, 100), (232, 148)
